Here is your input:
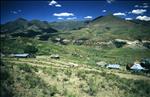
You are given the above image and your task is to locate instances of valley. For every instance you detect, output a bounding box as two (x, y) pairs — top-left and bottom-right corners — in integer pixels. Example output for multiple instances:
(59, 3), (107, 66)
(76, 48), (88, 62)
(1, 14), (150, 97)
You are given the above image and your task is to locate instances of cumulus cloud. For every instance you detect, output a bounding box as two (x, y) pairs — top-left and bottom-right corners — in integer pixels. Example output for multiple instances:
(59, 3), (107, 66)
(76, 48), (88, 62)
(53, 12), (74, 17)
(143, 3), (148, 6)
(143, 5), (149, 8)
(49, 0), (62, 7)
(11, 11), (18, 14)
(125, 18), (133, 20)
(113, 12), (126, 16)
(102, 10), (107, 12)
(134, 5), (139, 8)
(10, 10), (22, 14)
(84, 16), (93, 19)
(57, 17), (64, 20)
(55, 4), (61, 7)
(18, 10), (22, 12)
(134, 3), (149, 8)
(49, 0), (57, 6)
(67, 17), (77, 20)
(106, 0), (115, 4)
(132, 9), (146, 14)
(136, 16), (150, 21)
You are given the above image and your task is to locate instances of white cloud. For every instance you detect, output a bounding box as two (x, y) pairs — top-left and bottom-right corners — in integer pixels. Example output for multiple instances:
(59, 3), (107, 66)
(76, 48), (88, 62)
(55, 4), (61, 7)
(10, 10), (22, 14)
(134, 3), (149, 8)
(113, 12), (126, 16)
(136, 16), (150, 21)
(67, 17), (77, 20)
(57, 17), (64, 20)
(49, 0), (57, 6)
(134, 5), (139, 8)
(127, 11), (132, 14)
(18, 10), (22, 12)
(106, 0), (115, 4)
(84, 16), (93, 19)
(125, 18), (133, 20)
(102, 10), (106, 12)
(143, 5), (149, 8)
(11, 11), (18, 14)
(143, 3), (148, 6)
(53, 12), (74, 17)
(132, 9), (146, 14)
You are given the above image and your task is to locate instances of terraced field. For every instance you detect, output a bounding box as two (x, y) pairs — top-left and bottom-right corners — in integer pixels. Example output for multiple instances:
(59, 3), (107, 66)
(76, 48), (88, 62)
(6, 56), (150, 80)
(1, 56), (150, 97)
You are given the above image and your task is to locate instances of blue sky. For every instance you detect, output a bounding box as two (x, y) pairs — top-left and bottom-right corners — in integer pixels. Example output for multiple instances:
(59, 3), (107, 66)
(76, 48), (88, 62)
(1, 0), (150, 24)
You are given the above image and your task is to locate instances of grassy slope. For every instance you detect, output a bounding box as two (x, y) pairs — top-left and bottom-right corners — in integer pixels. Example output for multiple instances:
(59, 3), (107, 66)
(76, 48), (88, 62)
(1, 15), (150, 97)
(58, 15), (150, 41)
(1, 57), (150, 97)
(2, 38), (150, 66)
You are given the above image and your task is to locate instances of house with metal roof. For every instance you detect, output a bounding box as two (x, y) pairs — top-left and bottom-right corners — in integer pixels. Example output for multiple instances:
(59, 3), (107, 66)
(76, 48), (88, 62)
(130, 64), (145, 72)
(106, 64), (120, 69)
(50, 54), (60, 59)
(10, 53), (35, 58)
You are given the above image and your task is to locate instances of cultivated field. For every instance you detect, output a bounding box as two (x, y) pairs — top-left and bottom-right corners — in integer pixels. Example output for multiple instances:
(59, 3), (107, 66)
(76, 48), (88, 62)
(1, 56), (150, 97)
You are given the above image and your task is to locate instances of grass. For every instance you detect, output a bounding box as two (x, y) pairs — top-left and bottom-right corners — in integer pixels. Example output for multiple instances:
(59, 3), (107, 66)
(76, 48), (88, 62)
(1, 37), (150, 66)
(1, 37), (150, 97)
(1, 56), (150, 97)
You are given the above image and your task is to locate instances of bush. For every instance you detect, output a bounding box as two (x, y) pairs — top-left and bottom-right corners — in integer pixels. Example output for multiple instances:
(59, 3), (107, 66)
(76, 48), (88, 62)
(86, 77), (99, 96)
(18, 64), (32, 73)
(113, 40), (126, 48)
(24, 45), (38, 54)
(39, 34), (50, 41)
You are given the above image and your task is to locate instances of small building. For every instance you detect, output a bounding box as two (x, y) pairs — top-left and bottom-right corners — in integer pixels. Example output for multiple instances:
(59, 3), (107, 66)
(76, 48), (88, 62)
(10, 53), (35, 58)
(130, 64), (145, 72)
(106, 64), (120, 69)
(61, 39), (71, 45)
(50, 54), (60, 59)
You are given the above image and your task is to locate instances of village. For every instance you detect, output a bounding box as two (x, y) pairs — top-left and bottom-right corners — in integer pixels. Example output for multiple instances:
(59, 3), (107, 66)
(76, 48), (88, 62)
(2, 52), (150, 74)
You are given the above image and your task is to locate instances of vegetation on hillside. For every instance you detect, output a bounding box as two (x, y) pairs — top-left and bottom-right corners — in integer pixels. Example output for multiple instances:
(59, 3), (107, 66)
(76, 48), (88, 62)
(1, 14), (150, 97)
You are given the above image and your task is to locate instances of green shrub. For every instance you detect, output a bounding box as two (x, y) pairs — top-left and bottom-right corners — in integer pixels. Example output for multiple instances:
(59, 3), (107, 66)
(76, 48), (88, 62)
(18, 64), (32, 73)
(24, 45), (38, 54)
(86, 77), (99, 96)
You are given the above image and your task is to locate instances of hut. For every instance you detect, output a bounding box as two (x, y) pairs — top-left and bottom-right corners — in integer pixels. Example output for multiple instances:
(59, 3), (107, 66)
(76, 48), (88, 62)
(10, 53), (35, 58)
(106, 64), (120, 69)
(50, 54), (60, 59)
(130, 64), (145, 72)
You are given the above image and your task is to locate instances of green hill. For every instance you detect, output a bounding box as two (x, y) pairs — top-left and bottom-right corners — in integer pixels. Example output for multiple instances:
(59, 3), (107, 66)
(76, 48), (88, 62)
(1, 18), (58, 39)
(58, 14), (150, 42)
(49, 20), (88, 31)
(1, 15), (150, 97)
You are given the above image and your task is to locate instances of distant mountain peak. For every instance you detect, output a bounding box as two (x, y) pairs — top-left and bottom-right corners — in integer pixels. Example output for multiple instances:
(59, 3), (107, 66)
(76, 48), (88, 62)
(92, 16), (103, 22)
(90, 14), (125, 24)
(15, 18), (27, 22)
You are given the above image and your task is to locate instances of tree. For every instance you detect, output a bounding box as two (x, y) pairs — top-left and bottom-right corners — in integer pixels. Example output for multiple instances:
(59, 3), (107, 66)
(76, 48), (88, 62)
(24, 45), (38, 54)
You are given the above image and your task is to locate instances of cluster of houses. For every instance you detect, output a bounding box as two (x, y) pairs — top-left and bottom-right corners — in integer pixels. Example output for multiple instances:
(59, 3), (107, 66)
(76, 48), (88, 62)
(96, 60), (149, 72)
(1, 53), (149, 73)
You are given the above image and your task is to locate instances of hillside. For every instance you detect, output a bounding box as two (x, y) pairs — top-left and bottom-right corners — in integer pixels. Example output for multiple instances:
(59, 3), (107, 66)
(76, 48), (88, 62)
(1, 15), (150, 97)
(49, 20), (88, 31)
(1, 18), (58, 40)
(58, 14), (150, 43)
(1, 15), (150, 42)
(1, 56), (150, 97)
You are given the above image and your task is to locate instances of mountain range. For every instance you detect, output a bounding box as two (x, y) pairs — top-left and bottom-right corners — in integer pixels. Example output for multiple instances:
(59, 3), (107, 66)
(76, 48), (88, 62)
(1, 14), (150, 41)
